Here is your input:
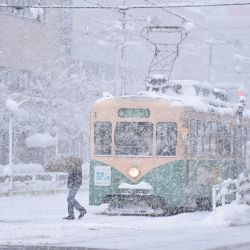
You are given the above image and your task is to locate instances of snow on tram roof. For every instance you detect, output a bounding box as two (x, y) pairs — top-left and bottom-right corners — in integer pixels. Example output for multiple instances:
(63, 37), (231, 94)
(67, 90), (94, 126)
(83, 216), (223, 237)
(95, 81), (250, 117)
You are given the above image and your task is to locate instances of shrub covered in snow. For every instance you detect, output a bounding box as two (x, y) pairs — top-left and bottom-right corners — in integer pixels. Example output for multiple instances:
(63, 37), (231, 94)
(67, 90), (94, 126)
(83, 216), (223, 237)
(203, 202), (250, 226)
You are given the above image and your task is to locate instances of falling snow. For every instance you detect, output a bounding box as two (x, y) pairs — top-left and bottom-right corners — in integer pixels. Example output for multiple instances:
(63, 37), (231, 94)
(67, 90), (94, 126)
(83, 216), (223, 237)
(1, 0), (250, 249)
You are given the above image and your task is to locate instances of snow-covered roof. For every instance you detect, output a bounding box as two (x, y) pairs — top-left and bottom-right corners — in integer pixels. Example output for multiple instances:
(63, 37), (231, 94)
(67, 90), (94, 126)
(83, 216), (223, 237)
(25, 133), (57, 148)
(138, 91), (236, 116)
(96, 80), (248, 116)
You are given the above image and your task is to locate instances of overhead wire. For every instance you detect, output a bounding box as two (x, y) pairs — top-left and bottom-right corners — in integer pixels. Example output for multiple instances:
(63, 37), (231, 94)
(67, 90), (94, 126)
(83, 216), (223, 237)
(79, 0), (155, 50)
(65, 4), (250, 68)
(81, 0), (147, 22)
(2, 0), (250, 47)
(2, 2), (250, 9)
(75, 12), (148, 41)
(77, 1), (203, 64)
(77, 0), (250, 50)
(143, 0), (250, 48)
(143, 0), (187, 22)
(14, 10), (154, 55)
(2, 1), (250, 67)
(78, 0), (203, 55)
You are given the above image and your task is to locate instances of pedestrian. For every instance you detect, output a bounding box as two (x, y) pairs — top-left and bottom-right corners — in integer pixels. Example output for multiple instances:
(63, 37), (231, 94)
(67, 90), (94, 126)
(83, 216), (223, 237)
(63, 164), (87, 220)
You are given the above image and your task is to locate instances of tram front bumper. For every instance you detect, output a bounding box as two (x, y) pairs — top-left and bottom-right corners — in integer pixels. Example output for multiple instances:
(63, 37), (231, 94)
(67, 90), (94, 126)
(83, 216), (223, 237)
(103, 193), (166, 216)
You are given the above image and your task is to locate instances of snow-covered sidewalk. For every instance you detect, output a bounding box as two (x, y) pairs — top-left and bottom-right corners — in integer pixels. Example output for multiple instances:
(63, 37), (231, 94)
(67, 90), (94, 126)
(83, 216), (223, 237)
(1, 192), (250, 250)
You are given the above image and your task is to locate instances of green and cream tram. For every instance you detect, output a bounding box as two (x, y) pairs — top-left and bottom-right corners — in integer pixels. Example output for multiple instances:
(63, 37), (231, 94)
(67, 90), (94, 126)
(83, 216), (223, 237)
(89, 89), (249, 215)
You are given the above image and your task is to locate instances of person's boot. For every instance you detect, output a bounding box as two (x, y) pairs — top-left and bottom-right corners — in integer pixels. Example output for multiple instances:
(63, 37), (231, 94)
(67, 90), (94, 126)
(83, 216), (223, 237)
(78, 208), (87, 219)
(63, 215), (75, 220)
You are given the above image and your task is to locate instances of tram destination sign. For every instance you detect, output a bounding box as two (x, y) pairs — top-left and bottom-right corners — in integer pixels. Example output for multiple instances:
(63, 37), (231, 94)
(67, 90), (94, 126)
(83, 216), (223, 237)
(118, 108), (150, 118)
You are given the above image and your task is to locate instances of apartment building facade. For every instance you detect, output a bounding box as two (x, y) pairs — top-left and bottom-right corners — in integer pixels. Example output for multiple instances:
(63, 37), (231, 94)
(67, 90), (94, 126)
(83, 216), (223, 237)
(0, 0), (73, 165)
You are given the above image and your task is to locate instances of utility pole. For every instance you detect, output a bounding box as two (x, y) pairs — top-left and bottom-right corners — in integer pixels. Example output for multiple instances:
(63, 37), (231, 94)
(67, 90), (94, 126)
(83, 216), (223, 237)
(208, 43), (213, 83)
(119, 3), (127, 95)
(8, 112), (13, 169)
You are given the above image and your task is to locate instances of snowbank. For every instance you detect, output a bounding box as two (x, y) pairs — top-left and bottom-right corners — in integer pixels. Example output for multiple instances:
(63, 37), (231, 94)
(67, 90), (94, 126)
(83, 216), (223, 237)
(203, 202), (250, 226)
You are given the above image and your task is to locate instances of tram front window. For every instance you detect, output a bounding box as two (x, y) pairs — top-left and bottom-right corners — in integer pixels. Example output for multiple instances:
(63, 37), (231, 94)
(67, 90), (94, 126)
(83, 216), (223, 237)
(156, 122), (177, 156)
(94, 121), (112, 155)
(115, 122), (153, 156)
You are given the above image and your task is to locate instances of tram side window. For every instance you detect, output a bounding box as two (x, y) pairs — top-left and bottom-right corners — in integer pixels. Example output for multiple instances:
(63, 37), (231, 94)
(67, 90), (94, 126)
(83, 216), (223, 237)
(211, 122), (218, 137)
(197, 120), (205, 136)
(217, 124), (231, 157)
(204, 122), (212, 154)
(197, 121), (204, 156)
(94, 122), (112, 156)
(205, 122), (212, 137)
(190, 120), (204, 157)
(210, 122), (218, 155)
(242, 126), (248, 157)
(115, 122), (153, 156)
(156, 122), (177, 156)
(190, 120), (197, 157)
(191, 120), (197, 135)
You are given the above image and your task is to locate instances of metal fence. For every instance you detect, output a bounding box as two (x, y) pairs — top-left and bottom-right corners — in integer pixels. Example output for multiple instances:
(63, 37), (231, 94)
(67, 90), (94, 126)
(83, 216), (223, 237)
(0, 172), (69, 196)
(212, 173), (250, 210)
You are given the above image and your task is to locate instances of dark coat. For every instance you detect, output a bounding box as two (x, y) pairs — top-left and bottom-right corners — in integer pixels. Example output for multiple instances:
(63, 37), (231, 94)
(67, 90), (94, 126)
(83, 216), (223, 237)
(67, 168), (82, 189)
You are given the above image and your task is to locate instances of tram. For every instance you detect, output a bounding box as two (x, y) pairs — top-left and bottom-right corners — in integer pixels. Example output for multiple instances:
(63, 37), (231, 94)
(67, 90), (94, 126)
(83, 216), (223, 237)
(89, 80), (250, 215)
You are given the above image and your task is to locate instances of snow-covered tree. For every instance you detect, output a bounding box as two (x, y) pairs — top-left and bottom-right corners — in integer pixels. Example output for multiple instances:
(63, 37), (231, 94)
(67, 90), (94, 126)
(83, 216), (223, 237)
(23, 58), (88, 158)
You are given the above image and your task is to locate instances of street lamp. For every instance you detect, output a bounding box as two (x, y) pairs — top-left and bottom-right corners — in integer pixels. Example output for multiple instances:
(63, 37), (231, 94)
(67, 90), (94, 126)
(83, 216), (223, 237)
(5, 97), (31, 193)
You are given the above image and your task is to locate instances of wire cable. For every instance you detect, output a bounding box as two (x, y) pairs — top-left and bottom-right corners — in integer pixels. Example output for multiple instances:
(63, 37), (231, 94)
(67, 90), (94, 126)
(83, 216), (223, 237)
(2, 2), (250, 9)
(142, 0), (250, 47)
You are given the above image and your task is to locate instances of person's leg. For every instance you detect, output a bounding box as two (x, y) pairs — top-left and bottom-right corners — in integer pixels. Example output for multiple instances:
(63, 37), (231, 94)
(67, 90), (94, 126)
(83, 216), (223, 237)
(67, 187), (79, 218)
(72, 187), (87, 219)
(72, 187), (85, 211)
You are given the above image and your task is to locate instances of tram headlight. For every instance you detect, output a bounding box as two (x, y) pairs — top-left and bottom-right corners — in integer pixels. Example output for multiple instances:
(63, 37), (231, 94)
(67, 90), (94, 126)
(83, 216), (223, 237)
(129, 167), (140, 178)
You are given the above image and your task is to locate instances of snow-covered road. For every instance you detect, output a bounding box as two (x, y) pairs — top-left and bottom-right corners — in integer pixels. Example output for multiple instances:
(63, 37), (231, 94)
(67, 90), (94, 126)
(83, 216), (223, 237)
(1, 192), (250, 250)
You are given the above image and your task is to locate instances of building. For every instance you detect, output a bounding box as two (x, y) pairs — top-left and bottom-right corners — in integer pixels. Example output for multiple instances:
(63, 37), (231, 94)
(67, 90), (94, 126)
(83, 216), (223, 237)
(0, 0), (73, 165)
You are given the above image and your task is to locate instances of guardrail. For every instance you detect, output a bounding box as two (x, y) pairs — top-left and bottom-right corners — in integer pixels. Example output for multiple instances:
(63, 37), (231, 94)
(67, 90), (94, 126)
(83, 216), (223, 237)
(212, 173), (250, 211)
(0, 172), (68, 196)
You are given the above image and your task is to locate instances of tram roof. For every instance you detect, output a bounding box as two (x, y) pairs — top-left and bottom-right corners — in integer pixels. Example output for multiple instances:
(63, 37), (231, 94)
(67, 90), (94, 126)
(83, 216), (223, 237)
(94, 92), (250, 118)
(95, 95), (170, 103)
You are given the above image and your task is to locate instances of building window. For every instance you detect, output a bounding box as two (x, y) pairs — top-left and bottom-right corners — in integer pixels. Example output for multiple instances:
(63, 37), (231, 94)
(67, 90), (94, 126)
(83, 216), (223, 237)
(61, 0), (73, 56)
(0, 66), (31, 91)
